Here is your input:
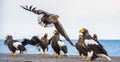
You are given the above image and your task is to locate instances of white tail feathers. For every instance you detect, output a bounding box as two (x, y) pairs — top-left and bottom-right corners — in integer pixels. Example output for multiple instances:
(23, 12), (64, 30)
(97, 54), (112, 60)
(87, 51), (94, 58)
(15, 50), (20, 54)
(60, 50), (69, 56)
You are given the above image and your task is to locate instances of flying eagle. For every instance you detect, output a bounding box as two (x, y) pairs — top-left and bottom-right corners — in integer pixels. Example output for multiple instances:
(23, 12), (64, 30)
(20, 5), (74, 46)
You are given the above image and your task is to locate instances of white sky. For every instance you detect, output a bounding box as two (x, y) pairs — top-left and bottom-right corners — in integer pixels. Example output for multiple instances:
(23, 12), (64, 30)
(0, 0), (120, 39)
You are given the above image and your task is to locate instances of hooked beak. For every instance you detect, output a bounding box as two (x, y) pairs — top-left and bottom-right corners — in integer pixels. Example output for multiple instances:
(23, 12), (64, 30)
(79, 29), (84, 33)
(53, 31), (57, 34)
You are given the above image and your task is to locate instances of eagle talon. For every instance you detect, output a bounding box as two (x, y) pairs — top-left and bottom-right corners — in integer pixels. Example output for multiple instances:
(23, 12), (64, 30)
(12, 53), (17, 57)
(82, 56), (87, 59)
(84, 57), (91, 62)
(41, 53), (46, 57)
(58, 55), (62, 58)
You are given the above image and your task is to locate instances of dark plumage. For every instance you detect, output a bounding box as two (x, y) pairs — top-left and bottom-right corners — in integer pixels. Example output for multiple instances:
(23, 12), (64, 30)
(37, 33), (49, 56)
(30, 36), (41, 46)
(21, 38), (31, 46)
(30, 35), (49, 56)
(4, 35), (26, 56)
(75, 34), (88, 58)
(20, 5), (74, 46)
(92, 34), (103, 48)
(49, 30), (69, 58)
(93, 34), (98, 41)
(79, 28), (111, 61)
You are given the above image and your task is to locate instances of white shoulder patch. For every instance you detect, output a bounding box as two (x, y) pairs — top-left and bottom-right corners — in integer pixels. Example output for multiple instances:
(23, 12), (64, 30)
(13, 42), (22, 49)
(84, 39), (98, 46)
(58, 41), (65, 47)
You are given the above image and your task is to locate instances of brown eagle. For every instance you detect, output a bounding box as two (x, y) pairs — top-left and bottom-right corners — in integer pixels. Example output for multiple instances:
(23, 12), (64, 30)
(20, 5), (74, 46)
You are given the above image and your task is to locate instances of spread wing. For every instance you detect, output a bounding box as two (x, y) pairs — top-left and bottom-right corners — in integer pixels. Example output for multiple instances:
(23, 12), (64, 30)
(54, 22), (74, 46)
(21, 5), (74, 46)
(20, 5), (49, 15)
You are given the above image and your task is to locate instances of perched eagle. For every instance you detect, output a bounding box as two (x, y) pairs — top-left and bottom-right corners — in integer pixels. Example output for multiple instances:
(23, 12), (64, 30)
(79, 28), (112, 61)
(49, 30), (69, 58)
(37, 33), (49, 56)
(75, 34), (88, 58)
(4, 35), (26, 56)
(20, 5), (74, 46)
(30, 35), (49, 56)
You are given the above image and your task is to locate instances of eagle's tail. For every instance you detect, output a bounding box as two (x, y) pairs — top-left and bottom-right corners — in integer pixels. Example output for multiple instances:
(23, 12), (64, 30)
(97, 54), (112, 60)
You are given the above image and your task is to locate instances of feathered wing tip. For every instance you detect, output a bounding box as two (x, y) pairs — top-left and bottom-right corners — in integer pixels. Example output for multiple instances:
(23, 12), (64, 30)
(20, 5), (29, 10)
(20, 5), (48, 15)
(20, 5), (38, 15)
(54, 22), (74, 46)
(20, 5), (36, 11)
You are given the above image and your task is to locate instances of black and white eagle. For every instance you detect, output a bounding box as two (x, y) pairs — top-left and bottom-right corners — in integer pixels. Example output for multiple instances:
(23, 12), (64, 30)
(49, 30), (69, 58)
(20, 5), (74, 46)
(30, 34), (49, 56)
(36, 33), (49, 56)
(79, 28), (112, 61)
(4, 35), (26, 56)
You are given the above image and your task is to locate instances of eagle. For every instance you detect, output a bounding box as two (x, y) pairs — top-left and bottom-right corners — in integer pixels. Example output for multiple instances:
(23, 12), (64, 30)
(4, 35), (26, 56)
(49, 30), (69, 58)
(20, 5), (74, 46)
(75, 34), (88, 59)
(30, 34), (50, 56)
(79, 28), (112, 61)
(37, 33), (49, 56)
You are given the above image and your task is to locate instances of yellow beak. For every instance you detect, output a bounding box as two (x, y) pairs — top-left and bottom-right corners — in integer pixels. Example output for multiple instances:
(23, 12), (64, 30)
(79, 29), (84, 33)
(53, 31), (57, 34)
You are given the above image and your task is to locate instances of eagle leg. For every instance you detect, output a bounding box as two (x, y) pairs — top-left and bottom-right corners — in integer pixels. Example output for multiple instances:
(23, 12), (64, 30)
(57, 55), (62, 58)
(11, 53), (17, 57)
(41, 52), (46, 57)
(84, 57), (91, 62)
